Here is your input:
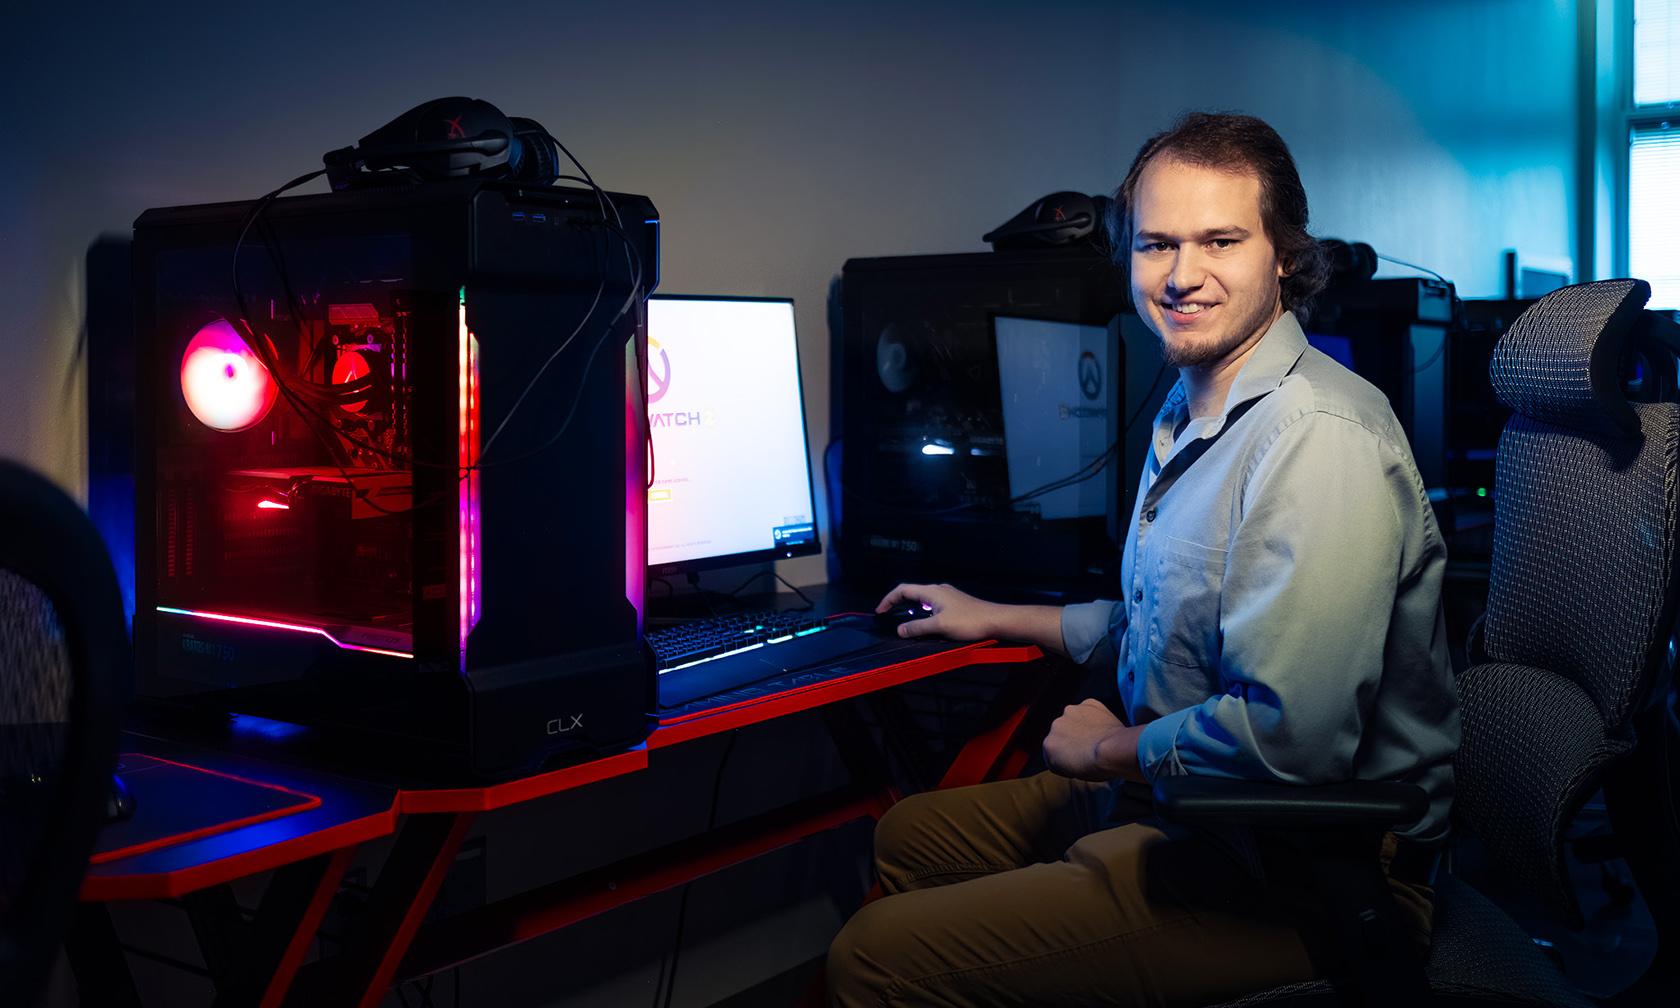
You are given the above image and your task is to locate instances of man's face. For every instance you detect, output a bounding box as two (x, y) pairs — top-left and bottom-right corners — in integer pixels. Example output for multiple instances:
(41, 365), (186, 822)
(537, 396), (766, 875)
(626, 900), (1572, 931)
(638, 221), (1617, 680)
(1128, 156), (1285, 370)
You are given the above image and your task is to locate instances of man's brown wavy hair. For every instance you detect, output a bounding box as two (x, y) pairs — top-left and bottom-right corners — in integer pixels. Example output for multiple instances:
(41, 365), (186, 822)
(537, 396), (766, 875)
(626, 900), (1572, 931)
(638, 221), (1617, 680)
(1107, 112), (1329, 322)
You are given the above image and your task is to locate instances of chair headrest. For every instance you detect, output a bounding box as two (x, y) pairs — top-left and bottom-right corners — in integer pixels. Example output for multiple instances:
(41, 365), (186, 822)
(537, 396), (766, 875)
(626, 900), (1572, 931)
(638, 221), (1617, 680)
(1489, 279), (1648, 437)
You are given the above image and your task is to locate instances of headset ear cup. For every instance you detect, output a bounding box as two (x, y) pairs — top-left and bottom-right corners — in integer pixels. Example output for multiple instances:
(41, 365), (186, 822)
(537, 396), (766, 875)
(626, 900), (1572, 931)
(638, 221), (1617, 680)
(508, 117), (560, 184)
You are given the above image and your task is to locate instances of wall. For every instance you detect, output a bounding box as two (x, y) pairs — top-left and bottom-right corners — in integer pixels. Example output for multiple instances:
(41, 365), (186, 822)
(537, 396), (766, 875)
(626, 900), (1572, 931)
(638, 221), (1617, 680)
(1, 3), (1579, 1003)
(2, 0), (1578, 588)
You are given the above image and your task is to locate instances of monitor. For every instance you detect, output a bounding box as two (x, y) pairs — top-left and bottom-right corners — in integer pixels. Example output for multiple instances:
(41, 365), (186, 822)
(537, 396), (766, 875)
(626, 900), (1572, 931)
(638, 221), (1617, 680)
(993, 315), (1117, 522)
(645, 296), (820, 574)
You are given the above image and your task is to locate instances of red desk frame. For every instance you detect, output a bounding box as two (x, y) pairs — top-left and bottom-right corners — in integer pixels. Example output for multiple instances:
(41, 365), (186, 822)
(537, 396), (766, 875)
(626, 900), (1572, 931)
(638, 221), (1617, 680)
(77, 640), (1066, 1008)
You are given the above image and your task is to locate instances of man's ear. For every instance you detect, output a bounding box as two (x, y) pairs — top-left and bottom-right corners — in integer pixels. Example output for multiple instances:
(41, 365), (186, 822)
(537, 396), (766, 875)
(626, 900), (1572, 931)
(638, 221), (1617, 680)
(1276, 256), (1291, 280)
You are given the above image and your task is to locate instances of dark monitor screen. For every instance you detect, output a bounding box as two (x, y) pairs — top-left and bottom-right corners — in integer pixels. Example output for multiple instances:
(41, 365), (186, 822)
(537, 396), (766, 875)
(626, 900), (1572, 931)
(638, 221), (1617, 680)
(993, 315), (1117, 521)
(645, 295), (820, 574)
(1306, 332), (1356, 372)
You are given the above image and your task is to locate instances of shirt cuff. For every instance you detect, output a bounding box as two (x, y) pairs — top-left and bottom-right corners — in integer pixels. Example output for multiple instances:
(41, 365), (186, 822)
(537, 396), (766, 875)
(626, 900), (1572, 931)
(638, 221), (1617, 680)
(1135, 707), (1193, 782)
(1060, 600), (1117, 666)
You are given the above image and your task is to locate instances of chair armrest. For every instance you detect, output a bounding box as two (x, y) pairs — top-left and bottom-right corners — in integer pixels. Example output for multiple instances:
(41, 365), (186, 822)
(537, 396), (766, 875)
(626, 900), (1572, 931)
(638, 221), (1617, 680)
(1147, 776), (1429, 831)
(1121, 775), (1434, 1007)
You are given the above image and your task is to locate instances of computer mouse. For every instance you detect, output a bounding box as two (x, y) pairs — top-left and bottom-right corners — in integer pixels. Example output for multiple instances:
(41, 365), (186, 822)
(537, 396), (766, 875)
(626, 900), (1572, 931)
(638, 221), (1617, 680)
(106, 772), (136, 823)
(873, 603), (935, 634)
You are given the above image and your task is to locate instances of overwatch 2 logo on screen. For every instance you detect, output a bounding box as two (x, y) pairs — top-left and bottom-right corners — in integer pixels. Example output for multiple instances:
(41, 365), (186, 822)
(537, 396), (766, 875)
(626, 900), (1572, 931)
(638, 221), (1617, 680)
(647, 338), (716, 428)
(1060, 351), (1108, 421)
(648, 338), (673, 404)
(1078, 350), (1103, 401)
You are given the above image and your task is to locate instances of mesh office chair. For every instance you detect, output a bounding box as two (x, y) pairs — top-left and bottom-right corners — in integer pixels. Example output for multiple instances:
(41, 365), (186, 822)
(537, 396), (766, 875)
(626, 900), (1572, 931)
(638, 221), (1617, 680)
(1153, 279), (1680, 1007)
(0, 461), (126, 1004)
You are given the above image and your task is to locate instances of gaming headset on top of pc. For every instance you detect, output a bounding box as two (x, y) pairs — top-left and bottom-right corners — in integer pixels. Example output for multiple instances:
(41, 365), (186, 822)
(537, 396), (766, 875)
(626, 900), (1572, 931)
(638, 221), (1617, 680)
(323, 96), (562, 190)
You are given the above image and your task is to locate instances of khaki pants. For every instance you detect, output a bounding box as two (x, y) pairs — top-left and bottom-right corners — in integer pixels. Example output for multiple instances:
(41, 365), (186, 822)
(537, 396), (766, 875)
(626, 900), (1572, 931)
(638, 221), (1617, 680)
(827, 772), (1433, 1007)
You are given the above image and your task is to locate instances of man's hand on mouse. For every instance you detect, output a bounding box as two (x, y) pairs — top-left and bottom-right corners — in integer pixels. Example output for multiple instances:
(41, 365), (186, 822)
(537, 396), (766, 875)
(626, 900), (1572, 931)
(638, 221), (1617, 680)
(875, 583), (1001, 640)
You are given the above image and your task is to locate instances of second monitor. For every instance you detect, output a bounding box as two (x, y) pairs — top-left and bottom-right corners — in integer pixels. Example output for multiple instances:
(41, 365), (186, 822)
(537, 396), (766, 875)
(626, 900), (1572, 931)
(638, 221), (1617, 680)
(646, 295), (821, 577)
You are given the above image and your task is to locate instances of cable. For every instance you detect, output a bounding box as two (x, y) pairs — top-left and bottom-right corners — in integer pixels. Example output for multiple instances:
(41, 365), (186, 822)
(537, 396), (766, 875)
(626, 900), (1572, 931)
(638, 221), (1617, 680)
(657, 729), (740, 1008)
(475, 199), (646, 468)
(1009, 360), (1172, 505)
(230, 160), (647, 496)
(727, 569), (815, 611)
(231, 172), (454, 522)
(1364, 253), (1463, 375)
(836, 358), (1171, 519)
(477, 260), (609, 459)
(1410, 337), (1450, 375)
(221, 134), (651, 537)
(686, 570), (720, 619)
(479, 215), (647, 463)
(468, 248), (642, 467)
(231, 170), (431, 517)
(471, 150), (646, 463)
(1376, 252), (1449, 285)
(540, 136), (653, 484)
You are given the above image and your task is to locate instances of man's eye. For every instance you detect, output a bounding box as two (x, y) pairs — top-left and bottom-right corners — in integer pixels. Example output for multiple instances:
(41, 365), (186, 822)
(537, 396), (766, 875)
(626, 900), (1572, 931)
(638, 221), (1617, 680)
(1140, 242), (1173, 253)
(1209, 238), (1236, 250)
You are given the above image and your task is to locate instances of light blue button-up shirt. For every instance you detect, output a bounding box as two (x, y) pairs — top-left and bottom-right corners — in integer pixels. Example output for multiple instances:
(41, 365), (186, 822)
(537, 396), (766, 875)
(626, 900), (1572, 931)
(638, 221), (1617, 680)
(1061, 311), (1460, 842)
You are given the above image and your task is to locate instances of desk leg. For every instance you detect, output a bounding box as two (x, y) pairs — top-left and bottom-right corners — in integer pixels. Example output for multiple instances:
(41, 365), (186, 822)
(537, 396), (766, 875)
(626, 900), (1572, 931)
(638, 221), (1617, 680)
(288, 812), (475, 1008)
(821, 701), (903, 819)
(937, 656), (1075, 789)
(196, 846), (357, 1008)
(67, 902), (142, 1008)
(184, 883), (246, 987)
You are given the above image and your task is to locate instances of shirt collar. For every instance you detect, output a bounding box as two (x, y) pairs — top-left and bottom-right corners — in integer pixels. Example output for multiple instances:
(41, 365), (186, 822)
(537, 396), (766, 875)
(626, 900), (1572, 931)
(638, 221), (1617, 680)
(1150, 310), (1308, 456)
(1217, 310), (1308, 418)
(1156, 310), (1308, 418)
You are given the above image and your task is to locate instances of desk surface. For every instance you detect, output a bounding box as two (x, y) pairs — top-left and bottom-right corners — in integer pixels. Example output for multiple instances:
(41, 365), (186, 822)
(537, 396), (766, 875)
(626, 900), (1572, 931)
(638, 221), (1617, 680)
(83, 638), (1042, 901)
(82, 736), (399, 901)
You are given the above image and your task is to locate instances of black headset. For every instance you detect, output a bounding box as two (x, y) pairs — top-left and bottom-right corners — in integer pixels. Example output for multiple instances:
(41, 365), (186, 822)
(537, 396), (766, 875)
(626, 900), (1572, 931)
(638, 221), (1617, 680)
(323, 97), (562, 190)
(983, 191), (1113, 251)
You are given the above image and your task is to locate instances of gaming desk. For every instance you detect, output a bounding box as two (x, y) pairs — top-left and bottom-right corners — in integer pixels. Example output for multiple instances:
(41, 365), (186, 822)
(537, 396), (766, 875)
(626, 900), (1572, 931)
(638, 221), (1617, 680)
(73, 638), (1066, 1007)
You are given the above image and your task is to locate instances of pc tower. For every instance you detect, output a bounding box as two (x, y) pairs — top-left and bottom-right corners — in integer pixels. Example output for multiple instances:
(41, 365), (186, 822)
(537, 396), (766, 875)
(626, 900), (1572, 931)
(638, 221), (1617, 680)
(132, 180), (659, 780)
(833, 248), (1147, 601)
(1307, 277), (1459, 490)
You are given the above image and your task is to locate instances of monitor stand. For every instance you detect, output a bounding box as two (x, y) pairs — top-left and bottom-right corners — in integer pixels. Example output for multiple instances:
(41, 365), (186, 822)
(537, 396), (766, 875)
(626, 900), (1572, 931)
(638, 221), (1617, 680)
(646, 569), (829, 625)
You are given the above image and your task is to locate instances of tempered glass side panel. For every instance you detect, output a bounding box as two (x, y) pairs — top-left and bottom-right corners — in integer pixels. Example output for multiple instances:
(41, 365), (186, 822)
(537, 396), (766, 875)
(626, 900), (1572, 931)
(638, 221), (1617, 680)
(150, 234), (441, 655)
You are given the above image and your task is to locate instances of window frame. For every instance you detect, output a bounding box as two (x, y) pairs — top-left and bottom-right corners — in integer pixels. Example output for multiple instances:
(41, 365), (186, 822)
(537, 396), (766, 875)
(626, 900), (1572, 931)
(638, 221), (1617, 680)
(1623, 0), (1680, 288)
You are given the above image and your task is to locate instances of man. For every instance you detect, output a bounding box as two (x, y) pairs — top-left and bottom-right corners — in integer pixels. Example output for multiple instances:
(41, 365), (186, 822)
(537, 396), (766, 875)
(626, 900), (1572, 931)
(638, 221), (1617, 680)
(826, 112), (1461, 1006)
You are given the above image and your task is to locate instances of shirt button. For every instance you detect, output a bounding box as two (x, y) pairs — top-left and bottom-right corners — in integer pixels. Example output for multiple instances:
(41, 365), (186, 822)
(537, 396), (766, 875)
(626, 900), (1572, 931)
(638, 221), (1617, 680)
(1132, 589), (1143, 604)
(1143, 507), (1157, 523)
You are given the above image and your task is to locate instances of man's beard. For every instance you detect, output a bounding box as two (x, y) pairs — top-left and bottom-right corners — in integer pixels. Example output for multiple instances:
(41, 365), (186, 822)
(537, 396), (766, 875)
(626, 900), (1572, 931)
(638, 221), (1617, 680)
(1156, 296), (1282, 370)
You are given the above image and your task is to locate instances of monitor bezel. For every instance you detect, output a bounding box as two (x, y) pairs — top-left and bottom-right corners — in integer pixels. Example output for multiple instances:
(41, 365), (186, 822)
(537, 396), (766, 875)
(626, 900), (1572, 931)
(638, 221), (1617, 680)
(644, 294), (824, 577)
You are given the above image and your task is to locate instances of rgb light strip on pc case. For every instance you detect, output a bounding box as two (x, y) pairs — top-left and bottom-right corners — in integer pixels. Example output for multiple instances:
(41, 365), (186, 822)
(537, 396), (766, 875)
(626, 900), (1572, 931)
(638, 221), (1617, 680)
(459, 290), (482, 666)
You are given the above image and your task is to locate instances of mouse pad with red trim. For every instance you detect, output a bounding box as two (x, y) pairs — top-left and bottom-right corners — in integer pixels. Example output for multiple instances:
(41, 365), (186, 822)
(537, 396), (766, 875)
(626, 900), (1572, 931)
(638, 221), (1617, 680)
(91, 753), (322, 864)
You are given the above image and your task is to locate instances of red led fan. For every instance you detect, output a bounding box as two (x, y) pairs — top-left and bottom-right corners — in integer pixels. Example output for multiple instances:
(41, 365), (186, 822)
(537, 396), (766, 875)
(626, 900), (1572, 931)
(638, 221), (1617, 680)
(179, 319), (278, 432)
(332, 350), (371, 413)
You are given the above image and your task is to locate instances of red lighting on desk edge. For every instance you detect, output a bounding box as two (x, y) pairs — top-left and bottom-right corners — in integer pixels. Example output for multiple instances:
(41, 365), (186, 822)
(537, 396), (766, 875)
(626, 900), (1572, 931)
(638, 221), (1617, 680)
(256, 499), (290, 510)
(88, 753), (322, 865)
(155, 607), (414, 659)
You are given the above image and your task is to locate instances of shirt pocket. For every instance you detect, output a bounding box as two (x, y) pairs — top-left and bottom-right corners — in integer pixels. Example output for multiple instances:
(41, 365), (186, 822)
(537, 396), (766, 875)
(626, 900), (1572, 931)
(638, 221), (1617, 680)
(1146, 535), (1227, 669)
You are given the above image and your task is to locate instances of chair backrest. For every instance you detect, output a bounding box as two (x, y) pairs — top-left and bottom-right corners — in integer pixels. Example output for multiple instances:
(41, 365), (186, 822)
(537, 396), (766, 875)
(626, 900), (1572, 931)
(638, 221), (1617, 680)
(0, 461), (126, 1003)
(1483, 279), (1679, 729)
(1454, 279), (1680, 925)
